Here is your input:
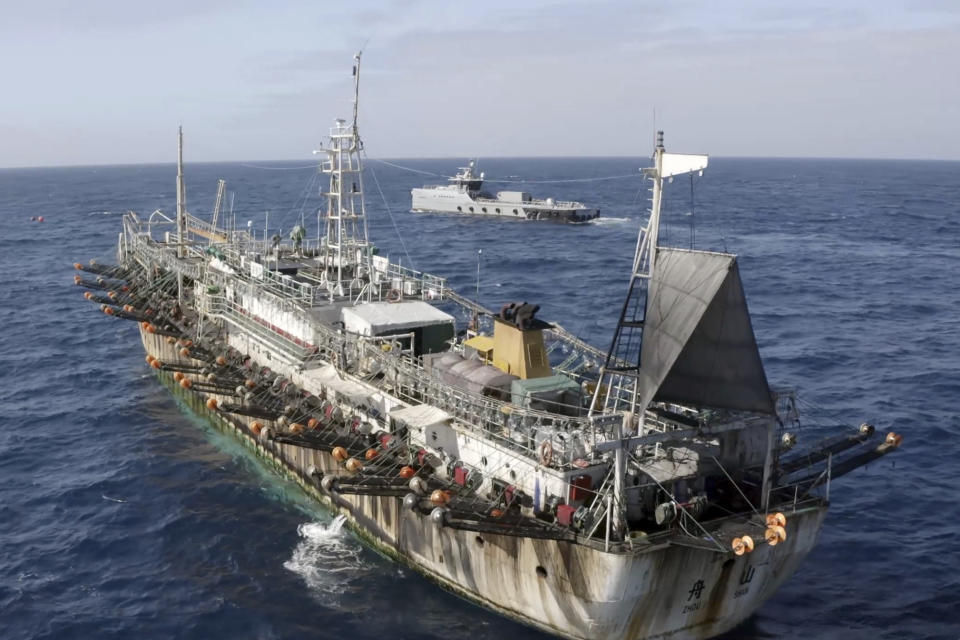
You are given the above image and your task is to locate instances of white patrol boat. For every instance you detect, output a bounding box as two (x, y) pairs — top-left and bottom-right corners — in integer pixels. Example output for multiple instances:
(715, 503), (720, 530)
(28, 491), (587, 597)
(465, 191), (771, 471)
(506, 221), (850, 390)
(411, 160), (600, 223)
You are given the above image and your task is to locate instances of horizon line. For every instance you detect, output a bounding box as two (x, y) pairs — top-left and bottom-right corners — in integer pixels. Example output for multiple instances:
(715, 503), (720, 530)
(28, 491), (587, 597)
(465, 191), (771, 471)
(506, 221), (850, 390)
(2, 153), (959, 172)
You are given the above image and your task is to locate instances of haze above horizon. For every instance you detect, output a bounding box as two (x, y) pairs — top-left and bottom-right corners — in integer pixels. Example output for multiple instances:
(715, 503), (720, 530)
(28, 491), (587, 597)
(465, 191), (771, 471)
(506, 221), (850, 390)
(2, 0), (958, 169)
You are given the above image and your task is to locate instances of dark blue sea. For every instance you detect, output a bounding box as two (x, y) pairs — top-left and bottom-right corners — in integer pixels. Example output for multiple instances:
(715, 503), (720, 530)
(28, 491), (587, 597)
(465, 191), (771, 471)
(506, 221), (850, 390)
(0, 156), (957, 639)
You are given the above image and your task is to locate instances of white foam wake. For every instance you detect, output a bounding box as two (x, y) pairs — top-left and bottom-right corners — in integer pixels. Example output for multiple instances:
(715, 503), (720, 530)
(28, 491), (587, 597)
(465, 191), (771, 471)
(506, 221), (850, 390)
(283, 515), (370, 602)
(589, 216), (631, 225)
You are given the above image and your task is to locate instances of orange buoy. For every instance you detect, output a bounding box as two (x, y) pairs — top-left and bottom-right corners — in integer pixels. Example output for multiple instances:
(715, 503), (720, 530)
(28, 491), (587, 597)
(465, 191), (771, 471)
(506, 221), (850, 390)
(125, 305), (135, 313)
(180, 347), (190, 357)
(399, 466), (415, 479)
(307, 417), (320, 430)
(173, 371), (184, 382)
(490, 508), (504, 518)
(244, 379), (256, 389)
(180, 377), (192, 389)
(215, 356), (227, 366)
(145, 354), (155, 364)
(765, 512), (787, 528)
(150, 359), (162, 369)
(764, 525), (787, 546)
(345, 458), (363, 473)
(885, 432), (903, 447)
(732, 535), (755, 556)
(74, 275), (82, 284)
(332, 446), (348, 462)
(250, 421), (263, 436)
(429, 490), (449, 506)
(206, 398), (219, 411)
(365, 448), (379, 461)
(120, 285), (129, 292)
(84, 291), (92, 300)
(103, 306), (114, 316)
(290, 422), (304, 434)
(74, 263), (83, 270)
(146, 324), (156, 334)
(108, 291), (117, 299)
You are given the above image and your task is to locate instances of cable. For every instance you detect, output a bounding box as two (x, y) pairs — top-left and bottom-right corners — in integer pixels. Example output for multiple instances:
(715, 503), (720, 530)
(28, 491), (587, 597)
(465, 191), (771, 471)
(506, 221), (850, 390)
(240, 163), (319, 171)
(366, 158), (640, 184)
(363, 153), (416, 271)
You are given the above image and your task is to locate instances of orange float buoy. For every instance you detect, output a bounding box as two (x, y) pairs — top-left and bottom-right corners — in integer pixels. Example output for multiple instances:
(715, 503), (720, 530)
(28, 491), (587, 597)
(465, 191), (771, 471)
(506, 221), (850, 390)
(74, 275), (82, 284)
(215, 356), (227, 366)
(74, 263), (83, 270)
(108, 291), (117, 299)
(429, 489), (449, 506)
(146, 324), (156, 334)
(365, 448), (379, 461)
(173, 371), (184, 382)
(150, 359), (162, 369)
(250, 421), (263, 436)
(289, 422), (304, 434)
(885, 432), (902, 447)
(180, 377), (192, 389)
(765, 512), (787, 528)
(332, 446), (348, 462)
(206, 398), (219, 411)
(345, 458), (363, 473)
(180, 347), (190, 357)
(490, 508), (504, 518)
(764, 525), (787, 546)
(104, 306), (114, 316)
(121, 285), (129, 292)
(399, 466), (415, 479)
(84, 291), (92, 300)
(307, 417), (320, 430)
(145, 354), (155, 364)
(732, 535), (755, 556)
(244, 379), (256, 389)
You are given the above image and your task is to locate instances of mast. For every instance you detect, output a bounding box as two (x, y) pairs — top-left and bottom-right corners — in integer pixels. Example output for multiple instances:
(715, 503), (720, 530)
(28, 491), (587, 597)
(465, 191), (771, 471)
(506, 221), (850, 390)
(319, 51), (372, 302)
(176, 126), (186, 258)
(588, 131), (707, 537)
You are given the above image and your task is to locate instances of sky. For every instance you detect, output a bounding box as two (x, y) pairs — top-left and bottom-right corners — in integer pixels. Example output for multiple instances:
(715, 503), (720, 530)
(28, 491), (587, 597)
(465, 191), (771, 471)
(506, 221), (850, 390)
(1, 0), (958, 168)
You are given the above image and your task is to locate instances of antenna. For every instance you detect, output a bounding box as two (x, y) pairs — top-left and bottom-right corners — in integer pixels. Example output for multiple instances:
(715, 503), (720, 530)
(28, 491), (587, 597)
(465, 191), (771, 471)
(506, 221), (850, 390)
(352, 51), (362, 133)
(176, 125), (186, 258)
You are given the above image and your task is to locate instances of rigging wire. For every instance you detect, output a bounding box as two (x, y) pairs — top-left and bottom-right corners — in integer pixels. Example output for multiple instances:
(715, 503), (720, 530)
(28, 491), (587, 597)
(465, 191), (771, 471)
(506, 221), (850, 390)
(366, 157), (640, 184)
(363, 153), (416, 271)
(240, 163), (319, 171)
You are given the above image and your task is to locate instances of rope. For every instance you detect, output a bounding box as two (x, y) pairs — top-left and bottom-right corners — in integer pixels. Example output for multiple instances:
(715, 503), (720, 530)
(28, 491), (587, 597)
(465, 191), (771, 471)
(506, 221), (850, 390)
(366, 158), (444, 177)
(363, 153), (416, 271)
(366, 157), (639, 184)
(240, 163), (319, 171)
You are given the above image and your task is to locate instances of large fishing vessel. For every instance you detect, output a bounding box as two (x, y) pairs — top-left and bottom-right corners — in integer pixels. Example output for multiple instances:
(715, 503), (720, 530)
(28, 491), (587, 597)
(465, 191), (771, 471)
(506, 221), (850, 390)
(411, 160), (600, 223)
(77, 54), (901, 639)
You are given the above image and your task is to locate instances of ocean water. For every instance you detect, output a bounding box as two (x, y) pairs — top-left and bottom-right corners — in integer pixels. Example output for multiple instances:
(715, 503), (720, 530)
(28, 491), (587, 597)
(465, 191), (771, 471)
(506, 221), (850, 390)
(0, 155), (957, 639)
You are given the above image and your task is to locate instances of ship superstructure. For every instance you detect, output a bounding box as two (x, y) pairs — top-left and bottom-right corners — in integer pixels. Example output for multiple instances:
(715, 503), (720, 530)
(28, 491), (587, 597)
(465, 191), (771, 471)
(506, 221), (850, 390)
(76, 54), (901, 640)
(411, 160), (600, 223)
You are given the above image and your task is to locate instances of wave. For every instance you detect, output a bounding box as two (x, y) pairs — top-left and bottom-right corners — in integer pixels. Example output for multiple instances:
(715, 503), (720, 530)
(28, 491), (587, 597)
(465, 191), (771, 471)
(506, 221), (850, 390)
(588, 216), (631, 225)
(283, 515), (372, 604)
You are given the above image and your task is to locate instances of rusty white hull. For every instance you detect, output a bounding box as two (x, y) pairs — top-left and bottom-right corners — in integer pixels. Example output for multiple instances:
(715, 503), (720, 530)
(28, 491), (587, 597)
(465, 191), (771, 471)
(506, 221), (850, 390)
(141, 328), (827, 640)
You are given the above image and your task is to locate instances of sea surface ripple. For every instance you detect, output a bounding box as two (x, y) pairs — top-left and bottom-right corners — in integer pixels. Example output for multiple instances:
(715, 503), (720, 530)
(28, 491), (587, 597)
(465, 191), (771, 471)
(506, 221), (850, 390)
(0, 156), (957, 639)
